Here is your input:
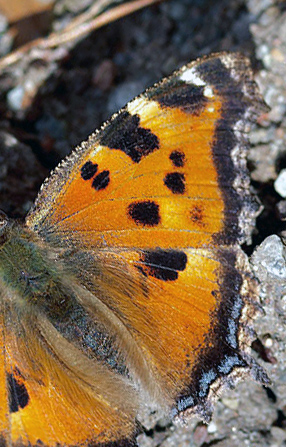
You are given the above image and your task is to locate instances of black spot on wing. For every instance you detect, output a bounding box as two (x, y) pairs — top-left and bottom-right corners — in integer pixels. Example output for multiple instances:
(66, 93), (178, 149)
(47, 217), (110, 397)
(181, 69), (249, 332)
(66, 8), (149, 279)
(164, 172), (186, 194)
(92, 170), (110, 190)
(138, 249), (187, 281)
(99, 111), (159, 163)
(170, 150), (185, 167)
(7, 371), (29, 413)
(190, 205), (205, 227)
(81, 161), (98, 180)
(128, 201), (160, 226)
(148, 80), (208, 114)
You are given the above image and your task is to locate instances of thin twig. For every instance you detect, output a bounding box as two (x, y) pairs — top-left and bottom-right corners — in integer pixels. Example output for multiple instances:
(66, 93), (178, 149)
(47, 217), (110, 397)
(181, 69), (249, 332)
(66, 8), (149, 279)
(63, 0), (115, 31)
(0, 0), (163, 70)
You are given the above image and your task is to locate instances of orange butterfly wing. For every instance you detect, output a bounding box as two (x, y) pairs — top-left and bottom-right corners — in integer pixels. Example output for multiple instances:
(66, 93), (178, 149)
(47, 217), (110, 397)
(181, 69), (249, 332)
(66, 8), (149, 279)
(0, 278), (138, 446)
(28, 79), (224, 249)
(1, 53), (269, 447)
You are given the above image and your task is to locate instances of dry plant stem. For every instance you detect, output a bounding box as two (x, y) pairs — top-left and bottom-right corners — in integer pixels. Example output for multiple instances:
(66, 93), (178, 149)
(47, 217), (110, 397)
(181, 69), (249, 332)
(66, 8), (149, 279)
(64, 0), (117, 31)
(0, 0), (164, 70)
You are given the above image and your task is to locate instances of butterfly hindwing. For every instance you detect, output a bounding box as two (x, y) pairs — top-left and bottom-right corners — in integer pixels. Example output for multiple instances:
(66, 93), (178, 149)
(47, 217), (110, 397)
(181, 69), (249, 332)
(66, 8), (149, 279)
(1, 277), (140, 446)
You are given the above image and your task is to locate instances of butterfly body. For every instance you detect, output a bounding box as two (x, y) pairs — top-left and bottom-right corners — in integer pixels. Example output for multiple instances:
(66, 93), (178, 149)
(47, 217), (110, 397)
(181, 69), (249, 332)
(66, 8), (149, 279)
(0, 220), (60, 311)
(0, 53), (269, 447)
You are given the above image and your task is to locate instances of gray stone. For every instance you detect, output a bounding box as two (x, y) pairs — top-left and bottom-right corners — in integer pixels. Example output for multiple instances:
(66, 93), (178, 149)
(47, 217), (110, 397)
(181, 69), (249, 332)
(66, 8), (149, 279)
(275, 170), (286, 198)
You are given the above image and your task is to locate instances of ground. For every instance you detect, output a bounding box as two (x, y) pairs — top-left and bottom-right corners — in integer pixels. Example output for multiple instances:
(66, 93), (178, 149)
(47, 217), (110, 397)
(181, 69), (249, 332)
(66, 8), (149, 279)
(0, 0), (285, 446)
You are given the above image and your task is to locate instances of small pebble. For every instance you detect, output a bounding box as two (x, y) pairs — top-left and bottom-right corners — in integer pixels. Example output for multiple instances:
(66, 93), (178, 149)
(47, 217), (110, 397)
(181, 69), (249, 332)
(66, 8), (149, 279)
(7, 86), (25, 112)
(274, 169), (286, 198)
(276, 201), (286, 220)
(207, 421), (217, 434)
(252, 235), (286, 280)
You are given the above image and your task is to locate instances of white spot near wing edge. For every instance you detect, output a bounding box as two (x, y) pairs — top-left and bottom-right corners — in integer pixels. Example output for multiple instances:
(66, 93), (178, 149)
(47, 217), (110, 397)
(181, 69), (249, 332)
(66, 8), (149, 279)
(204, 86), (214, 98)
(180, 69), (214, 100)
(179, 68), (206, 86)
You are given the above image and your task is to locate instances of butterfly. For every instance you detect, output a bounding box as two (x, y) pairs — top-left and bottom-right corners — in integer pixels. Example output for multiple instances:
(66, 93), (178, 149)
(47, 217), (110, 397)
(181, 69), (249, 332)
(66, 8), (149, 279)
(0, 52), (269, 447)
